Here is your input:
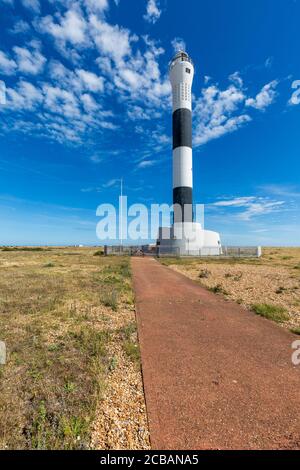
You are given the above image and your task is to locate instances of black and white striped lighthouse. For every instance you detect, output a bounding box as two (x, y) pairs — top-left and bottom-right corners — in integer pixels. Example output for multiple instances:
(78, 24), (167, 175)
(157, 52), (221, 255)
(170, 51), (194, 224)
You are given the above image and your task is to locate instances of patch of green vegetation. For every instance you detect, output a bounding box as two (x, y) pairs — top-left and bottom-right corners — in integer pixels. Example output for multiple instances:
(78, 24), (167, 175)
(43, 263), (55, 268)
(251, 303), (289, 323)
(233, 272), (243, 281)
(93, 250), (104, 257)
(120, 322), (137, 339)
(123, 341), (140, 364)
(208, 284), (228, 295)
(119, 322), (140, 365)
(1, 247), (48, 252)
(290, 328), (300, 336)
(64, 381), (76, 394)
(71, 327), (110, 358)
(100, 289), (118, 311)
(108, 356), (118, 372)
(28, 400), (48, 449)
(199, 269), (210, 279)
(60, 416), (89, 449)
(224, 273), (233, 278)
(47, 342), (64, 352)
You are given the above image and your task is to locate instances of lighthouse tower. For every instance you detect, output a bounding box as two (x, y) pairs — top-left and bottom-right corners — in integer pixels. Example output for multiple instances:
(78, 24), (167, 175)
(157, 51), (222, 256)
(170, 51), (194, 224)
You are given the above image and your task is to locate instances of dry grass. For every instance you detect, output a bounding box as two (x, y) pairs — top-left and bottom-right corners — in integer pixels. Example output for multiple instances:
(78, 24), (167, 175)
(0, 247), (149, 450)
(161, 247), (300, 330)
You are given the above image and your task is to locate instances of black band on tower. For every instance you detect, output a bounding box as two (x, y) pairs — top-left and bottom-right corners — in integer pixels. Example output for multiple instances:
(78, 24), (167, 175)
(173, 187), (193, 223)
(173, 108), (192, 150)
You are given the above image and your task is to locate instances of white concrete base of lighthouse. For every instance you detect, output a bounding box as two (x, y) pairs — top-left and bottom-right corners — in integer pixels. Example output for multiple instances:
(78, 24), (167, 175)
(157, 222), (222, 256)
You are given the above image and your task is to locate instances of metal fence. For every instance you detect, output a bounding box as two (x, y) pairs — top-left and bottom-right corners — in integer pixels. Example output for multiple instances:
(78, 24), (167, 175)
(158, 246), (261, 258)
(104, 245), (157, 256)
(104, 245), (262, 258)
(222, 246), (262, 258)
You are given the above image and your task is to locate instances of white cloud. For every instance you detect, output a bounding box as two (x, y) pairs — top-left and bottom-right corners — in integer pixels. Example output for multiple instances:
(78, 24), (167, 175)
(214, 197), (256, 207)
(144, 0), (162, 24)
(81, 93), (98, 112)
(6, 80), (43, 110)
(94, 30), (170, 108)
(137, 160), (156, 169)
(39, 9), (87, 47)
(246, 80), (278, 110)
(43, 85), (81, 118)
(13, 41), (46, 75)
(10, 20), (31, 34)
(265, 56), (274, 69)
(127, 105), (151, 121)
(259, 184), (300, 199)
(83, 0), (108, 12)
(89, 154), (102, 163)
(76, 69), (104, 92)
(0, 2), (283, 155)
(194, 74), (280, 146)
(90, 14), (133, 64)
(103, 178), (120, 188)
(229, 71), (243, 87)
(238, 200), (285, 220)
(21, 0), (40, 13)
(171, 37), (186, 53)
(194, 82), (251, 146)
(213, 196), (285, 221)
(0, 50), (17, 75)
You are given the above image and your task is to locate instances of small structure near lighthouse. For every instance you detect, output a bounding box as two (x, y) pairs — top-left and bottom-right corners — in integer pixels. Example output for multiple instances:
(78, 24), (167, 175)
(157, 51), (222, 256)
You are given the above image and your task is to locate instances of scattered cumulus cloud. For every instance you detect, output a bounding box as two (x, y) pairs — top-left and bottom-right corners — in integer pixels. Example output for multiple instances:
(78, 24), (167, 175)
(38, 8), (87, 49)
(83, 0), (108, 13)
(13, 40), (46, 75)
(246, 80), (278, 110)
(171, 37), (186, 53)
(229, 71), (243, 87)
(194, 81), (251, 146)
(0, 50), (17, 75)
(10, 19), (31, 34)
(0, 0), (283, 155)
(21, 0), (40, 14)
(194, 74), (279, 146)
(143, 0), (162, 24)
(76, 69), (104, 93)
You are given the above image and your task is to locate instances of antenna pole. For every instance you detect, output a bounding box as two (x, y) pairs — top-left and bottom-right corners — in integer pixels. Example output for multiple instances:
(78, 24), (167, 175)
(120, 178), (123, 247)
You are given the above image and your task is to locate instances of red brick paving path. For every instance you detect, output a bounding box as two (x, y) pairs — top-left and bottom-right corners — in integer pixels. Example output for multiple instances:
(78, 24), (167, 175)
(132, 257), (300, 450)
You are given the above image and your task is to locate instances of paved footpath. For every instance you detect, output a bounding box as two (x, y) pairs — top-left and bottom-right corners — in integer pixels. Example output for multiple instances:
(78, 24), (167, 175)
(131, 257), (300, 450)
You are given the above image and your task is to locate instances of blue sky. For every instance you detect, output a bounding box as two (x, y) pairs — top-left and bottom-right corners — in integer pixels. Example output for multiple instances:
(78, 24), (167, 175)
(0, 0), (299, 246)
